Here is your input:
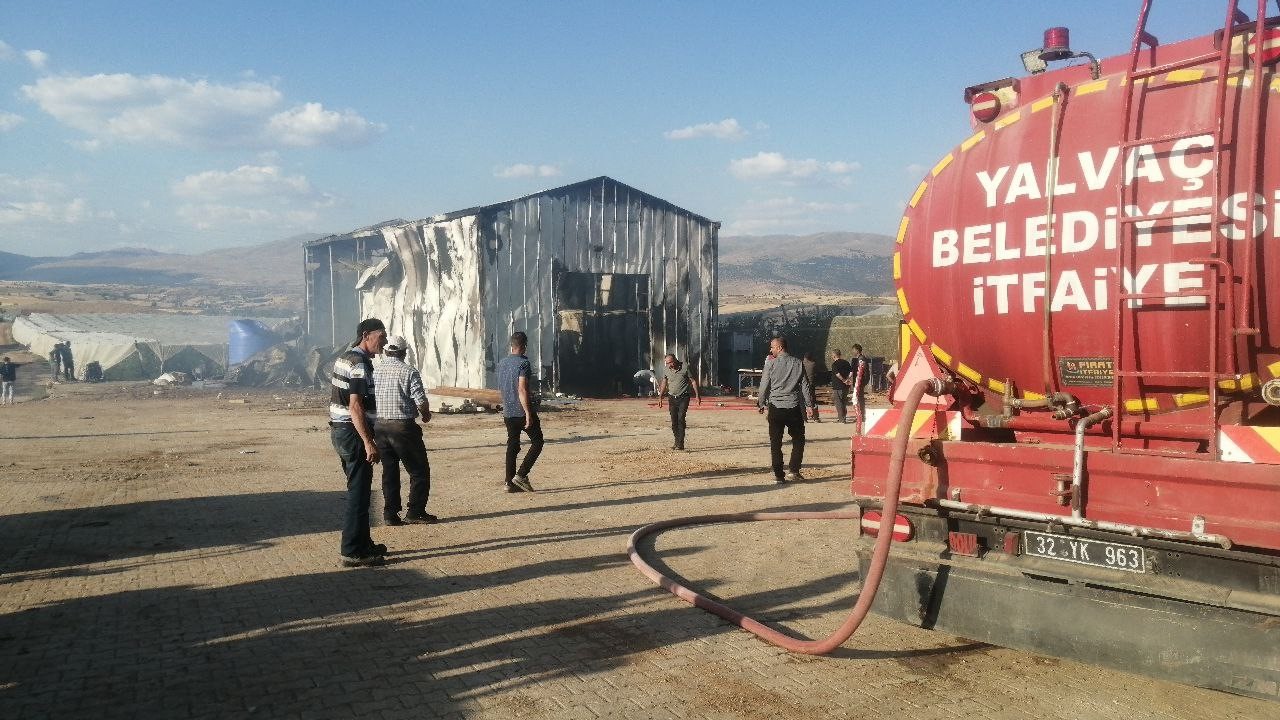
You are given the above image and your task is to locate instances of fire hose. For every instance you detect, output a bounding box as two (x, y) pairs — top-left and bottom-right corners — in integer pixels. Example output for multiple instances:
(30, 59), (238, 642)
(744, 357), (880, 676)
(627, 377), (954, 654)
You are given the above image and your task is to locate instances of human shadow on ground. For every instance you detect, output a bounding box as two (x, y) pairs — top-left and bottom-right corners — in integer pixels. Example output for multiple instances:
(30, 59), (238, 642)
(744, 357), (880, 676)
(0, 490), (344, 575)
(0, 540), (1002, 719)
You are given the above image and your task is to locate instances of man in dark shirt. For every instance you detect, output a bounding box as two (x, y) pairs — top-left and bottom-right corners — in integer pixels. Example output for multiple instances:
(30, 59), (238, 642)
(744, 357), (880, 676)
(330, 318), (388, 567)
(830, 349), (853, 424)
(657, 354), (701, 450)
(59, 342), (75, 381)
(801, 352), (820, 422)
(497, 331), (543, 493)
(0, 356), (17, 405)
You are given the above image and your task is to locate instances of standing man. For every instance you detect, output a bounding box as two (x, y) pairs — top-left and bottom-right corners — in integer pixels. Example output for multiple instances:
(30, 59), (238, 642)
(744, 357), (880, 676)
(330, 318), (388, 568)
(850, 343), (869, 434)
(373, 335), (437, 526)
(656, 354), (700, 450)
(829, 349), (853, 424)
(60, 341), (75, 381)
(757, 337), (813, 484)
(801, 352), (820, 422)
(48, 343), (61, 382)
(498, 331), (543, 493)
(0, 356), (16, 405)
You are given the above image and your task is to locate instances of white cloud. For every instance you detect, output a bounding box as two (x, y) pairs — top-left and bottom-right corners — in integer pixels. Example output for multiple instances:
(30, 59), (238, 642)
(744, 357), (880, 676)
(171, 164), (331, 232)
(664, 118), (747, 141)
(265, 102), (383, 147)
(24, 49), (48, 71)
(905, 163), (927, 178)
(729, 151), (860, 183)
(0, 174), (90, 226)
(495, 163), (561, 179)
(0, 112), (24, 131)
(721, 195), (860, 235)
(174, 203), (320, 231)
(172, 165), (312, 201)
(22, 73), (382, 149)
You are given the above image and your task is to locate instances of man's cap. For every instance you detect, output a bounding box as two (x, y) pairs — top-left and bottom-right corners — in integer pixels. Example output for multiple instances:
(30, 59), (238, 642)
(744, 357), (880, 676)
(385, 335), (408, 353)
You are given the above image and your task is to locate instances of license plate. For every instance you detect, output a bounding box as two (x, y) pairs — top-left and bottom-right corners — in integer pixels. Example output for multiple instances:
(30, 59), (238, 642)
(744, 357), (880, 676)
(1022, 530), (1146, 573)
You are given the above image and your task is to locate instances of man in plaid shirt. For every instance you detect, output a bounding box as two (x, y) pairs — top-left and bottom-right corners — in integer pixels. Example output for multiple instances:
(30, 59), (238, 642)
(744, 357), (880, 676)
(373, 334), (436, 525)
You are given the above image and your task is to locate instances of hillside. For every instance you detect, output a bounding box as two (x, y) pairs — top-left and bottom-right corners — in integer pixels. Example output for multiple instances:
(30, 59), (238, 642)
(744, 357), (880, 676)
(718, 231), (895, 300)
(0, 234), (321, 289)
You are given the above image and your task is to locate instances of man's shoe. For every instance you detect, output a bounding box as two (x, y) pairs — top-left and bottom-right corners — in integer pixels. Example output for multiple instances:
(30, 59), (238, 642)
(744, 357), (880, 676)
(383, 513), (404, 526)
(787, 470), (804, 482)
(675, 444), (685, 451)
(506, 482), (523, 493)
(405, 512), (439, 524)
(511, 475), (535, 492)
(774, 474), (787, 484)
(365, 543), (387, 555)
(341, 553), (385, 568)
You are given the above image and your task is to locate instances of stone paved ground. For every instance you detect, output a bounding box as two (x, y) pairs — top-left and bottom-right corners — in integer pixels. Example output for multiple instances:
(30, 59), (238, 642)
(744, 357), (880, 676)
(0, 383), (1273, 719)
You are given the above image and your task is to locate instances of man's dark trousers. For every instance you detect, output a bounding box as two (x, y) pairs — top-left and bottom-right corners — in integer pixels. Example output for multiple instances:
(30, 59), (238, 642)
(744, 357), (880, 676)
(331, 422), (374, 557)
(667, 393), (691, 449)
(375, 419), (430, 516)
(504, 415), (545, 480)
(766, 404), (806, 478)
(831, 382), (850, 423)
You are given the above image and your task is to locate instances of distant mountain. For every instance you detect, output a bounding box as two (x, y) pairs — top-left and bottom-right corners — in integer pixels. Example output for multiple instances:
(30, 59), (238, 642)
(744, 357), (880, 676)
(719, 231), (895, 297)
(0, 234), (323, 289)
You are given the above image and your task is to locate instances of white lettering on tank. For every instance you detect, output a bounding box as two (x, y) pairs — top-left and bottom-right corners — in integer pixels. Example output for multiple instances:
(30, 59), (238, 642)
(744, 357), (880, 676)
(977, 166), (1010, 208)
(1171, 197), (1212, 245)
(1021, 271), (1047, 312)
(987, 274), (1019, 314)
(1220, 192), (1268, 240)
(962, 224), (992, 264)
(1126, 144), (1165, 185)
(1060, 210), (1098, 254)
(1169, 135), (1214, 191)
(1122, 264), (1160, 308)
(1050, 270), (1091, 311)
(1165, 262), (1207, 306)
(933, 229), (959, 266)
(1078, 147), (1120, 191)
(1005, 163), (1041, 204)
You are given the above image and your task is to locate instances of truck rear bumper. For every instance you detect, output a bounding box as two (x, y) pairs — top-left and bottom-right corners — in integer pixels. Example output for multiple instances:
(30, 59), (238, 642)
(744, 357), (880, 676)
(860, 539), (1280, 701)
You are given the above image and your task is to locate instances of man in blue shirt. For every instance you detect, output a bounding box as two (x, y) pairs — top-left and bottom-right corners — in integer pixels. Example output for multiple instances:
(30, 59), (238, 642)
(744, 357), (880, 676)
(330, 318), (388, 567)
(497, 331), (543, 492)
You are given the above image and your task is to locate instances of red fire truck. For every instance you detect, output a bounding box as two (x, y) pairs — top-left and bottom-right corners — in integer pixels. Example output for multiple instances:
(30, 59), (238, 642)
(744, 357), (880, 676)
(853, 0), (1280, 700)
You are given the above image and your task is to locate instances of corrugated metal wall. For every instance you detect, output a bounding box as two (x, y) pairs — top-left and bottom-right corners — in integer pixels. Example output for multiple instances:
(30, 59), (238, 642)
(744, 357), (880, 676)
(304, 232), (387, 348)
(362, 177), (718, 395)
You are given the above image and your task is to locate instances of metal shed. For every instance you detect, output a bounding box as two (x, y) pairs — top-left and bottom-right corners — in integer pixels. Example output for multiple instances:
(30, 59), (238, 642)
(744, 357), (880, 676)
(359, 177), (719, 396)
(302, 220), (402, 348)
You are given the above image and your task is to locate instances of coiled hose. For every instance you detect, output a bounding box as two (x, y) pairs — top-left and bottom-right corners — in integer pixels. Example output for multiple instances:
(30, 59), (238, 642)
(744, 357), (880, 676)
(627, 377), (950, 654)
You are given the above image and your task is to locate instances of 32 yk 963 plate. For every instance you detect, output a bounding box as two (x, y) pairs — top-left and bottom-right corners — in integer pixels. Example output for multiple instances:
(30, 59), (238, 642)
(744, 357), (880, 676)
(1022, 530), (1146, 573)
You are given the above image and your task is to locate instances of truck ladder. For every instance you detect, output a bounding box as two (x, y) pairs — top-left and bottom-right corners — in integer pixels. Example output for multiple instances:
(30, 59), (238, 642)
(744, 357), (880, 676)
(1111, 0), (1269, 457)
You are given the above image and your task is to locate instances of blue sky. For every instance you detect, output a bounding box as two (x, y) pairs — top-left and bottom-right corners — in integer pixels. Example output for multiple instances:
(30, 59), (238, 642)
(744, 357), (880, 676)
(0, 1), (1230, 255)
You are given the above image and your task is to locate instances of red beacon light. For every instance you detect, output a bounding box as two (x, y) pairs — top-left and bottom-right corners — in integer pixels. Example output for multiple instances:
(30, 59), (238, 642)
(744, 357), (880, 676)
(1040, 26), (1074, 61)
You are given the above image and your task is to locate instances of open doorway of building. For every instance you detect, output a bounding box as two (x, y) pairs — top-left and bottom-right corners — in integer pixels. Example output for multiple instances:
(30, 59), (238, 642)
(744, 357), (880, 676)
(555, 270), (649, 396)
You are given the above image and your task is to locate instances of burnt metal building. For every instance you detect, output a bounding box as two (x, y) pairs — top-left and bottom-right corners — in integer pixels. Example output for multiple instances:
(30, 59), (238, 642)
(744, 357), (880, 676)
(302, 220), (402, 348)
(357, 177), (719, 396)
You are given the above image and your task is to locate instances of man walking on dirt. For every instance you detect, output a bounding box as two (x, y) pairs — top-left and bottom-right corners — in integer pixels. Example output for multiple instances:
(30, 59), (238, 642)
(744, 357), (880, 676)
(656, 354), (700, 450)
(330, 318), (389, 567)
(59, 341), (75, 381)
(498, 331), (543, 493)
(373, 334), (436, 526)
(757, 337), (813, 483)
(0, 356), (16, 405)
(48, 344), (61, 381)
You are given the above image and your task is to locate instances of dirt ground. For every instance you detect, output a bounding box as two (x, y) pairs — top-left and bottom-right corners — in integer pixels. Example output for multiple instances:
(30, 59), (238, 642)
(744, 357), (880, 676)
(0, 383), (1272, 719)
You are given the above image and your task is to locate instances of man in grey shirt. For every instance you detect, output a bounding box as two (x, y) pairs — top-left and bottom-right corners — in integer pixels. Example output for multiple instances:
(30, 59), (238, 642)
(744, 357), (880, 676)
(656, 354), (700, 450)
(757, 336), (813, 483)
